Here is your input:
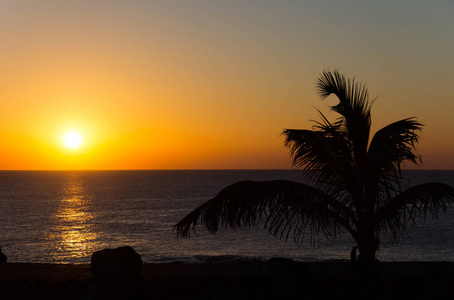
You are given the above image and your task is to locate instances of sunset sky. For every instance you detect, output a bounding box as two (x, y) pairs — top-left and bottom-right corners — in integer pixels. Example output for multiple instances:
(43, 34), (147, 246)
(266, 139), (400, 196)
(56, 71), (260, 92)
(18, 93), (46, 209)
(1, 1), (453, 170)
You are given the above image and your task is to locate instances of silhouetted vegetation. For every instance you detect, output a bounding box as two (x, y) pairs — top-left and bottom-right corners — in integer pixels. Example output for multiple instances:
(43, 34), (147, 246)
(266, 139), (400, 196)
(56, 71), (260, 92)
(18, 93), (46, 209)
(174, 70), (454, 265)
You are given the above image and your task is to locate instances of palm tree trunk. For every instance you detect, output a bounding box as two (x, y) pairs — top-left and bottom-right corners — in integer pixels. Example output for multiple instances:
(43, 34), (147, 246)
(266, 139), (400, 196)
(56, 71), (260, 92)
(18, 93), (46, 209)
(356, 230), (379, 263)
(355, 233), (381, 280)
(357, 244), (377, 263)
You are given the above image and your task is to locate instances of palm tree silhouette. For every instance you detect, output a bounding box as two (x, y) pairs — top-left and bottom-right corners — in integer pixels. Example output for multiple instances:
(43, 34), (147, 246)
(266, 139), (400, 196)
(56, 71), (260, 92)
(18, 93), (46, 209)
(174, 70), (454, 264)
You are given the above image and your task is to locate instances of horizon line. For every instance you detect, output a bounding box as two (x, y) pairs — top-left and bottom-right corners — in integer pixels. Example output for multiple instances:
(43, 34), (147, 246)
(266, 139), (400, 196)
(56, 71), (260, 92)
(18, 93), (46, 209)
(1, 168), (453, 172)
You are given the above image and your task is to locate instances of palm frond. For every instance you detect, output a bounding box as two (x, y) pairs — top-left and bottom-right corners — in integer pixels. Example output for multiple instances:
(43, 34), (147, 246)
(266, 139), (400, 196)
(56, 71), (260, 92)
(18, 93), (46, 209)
(173, 180), (356, 245)
(282, 123), (353, 196)
(366, 118), (423, 206)
(368, 118), (423, 173)
(315, 69), (372, 159)
(372, 182), (454, 243)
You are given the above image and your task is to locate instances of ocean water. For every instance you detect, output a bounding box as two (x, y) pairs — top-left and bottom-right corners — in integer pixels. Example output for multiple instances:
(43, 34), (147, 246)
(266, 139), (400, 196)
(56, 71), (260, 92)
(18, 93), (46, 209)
(0, 170), (453, 264)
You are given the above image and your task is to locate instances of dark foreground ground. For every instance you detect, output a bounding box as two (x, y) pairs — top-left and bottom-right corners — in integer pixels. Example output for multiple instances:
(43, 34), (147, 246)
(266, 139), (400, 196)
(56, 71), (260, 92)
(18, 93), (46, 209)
(0, 260), (453, 299)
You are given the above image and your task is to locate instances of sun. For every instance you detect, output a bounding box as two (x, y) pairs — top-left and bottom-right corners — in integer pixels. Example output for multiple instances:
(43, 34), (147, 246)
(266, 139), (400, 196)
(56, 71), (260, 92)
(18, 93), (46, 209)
(63, 131), (83, 149)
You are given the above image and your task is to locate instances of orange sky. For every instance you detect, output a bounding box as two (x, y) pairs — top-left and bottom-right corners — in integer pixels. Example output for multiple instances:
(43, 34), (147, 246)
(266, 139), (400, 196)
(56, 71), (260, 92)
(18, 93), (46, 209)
(1, 1), (453, 170)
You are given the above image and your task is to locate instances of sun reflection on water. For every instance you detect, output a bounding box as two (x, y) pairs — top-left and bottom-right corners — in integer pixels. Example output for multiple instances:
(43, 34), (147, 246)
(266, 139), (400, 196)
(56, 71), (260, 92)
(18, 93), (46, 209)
(50, 174), (98, 263)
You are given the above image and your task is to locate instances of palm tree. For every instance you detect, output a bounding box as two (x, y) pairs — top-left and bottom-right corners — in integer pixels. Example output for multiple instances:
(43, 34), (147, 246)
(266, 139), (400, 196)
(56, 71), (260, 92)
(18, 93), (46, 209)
(174, 70), (454, 264)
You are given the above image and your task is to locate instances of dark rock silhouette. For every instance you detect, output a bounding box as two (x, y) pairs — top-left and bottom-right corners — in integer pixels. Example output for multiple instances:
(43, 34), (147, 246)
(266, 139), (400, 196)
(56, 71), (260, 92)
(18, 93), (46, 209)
(0, 248), (7, 262)
(89, 246), (144, 299)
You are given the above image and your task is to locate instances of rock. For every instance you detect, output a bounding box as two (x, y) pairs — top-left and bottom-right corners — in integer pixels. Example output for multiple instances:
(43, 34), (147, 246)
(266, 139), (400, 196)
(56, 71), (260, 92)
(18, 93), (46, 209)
(90, 246), (144, 298)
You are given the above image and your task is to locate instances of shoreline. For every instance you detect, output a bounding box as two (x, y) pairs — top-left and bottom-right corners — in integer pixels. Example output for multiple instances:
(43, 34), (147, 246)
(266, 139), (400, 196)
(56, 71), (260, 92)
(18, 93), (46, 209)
(1, 260), (453, 282)
(1, 261), (453, 298)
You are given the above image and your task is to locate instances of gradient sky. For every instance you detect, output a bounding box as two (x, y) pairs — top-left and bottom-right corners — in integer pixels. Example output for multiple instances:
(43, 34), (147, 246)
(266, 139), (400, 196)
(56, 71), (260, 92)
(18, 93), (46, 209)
(1, 1), (453, 170)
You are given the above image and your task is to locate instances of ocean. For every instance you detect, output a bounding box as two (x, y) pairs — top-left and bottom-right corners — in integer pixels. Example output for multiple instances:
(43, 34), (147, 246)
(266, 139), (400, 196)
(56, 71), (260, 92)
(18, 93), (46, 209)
(0, 170), (453, 264)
